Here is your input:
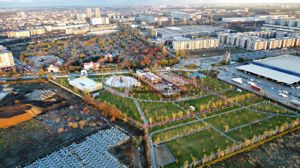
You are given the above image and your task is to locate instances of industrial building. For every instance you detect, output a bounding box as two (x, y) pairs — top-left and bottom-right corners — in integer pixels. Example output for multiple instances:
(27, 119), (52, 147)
(172, 38), (220, 50)
(170, 11), (192, 20)
(155, 25), (227, 39)
(237, 55), (300, 85)
(136, 14), (158, 23)
(264, 19), (300, 33)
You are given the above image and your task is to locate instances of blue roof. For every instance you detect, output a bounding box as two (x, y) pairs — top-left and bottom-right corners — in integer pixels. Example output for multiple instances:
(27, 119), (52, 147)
(189, 72), (206, 78)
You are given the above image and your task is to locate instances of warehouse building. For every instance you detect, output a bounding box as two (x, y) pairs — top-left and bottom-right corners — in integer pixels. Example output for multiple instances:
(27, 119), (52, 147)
(237, 55), (300, 85)
(156, 25), (227, 39)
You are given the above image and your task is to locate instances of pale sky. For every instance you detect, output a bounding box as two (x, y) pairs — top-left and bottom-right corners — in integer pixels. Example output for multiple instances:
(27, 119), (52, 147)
(0, 0), (299, 7)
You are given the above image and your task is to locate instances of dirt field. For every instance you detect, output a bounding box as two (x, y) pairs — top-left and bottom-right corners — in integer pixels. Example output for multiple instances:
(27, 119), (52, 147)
(0, 82), (148, 168)
(0, 83), (104, 167)
(213, 130), (300, 168)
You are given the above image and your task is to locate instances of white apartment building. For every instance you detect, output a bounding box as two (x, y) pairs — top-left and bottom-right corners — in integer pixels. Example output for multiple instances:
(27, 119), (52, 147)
(246, 39), (268, 51)
(0, 49), (15, 68)
(7, 30), (30, 38)
(219, 31), (300, 51)
(90, 17), (110, 25)
(268, 39), (283, 49)
(172, 38), (220, 50)
(282, 37), (296, 48)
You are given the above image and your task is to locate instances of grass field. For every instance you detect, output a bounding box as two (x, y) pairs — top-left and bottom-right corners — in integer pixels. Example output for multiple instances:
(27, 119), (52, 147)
(165, 128), (234, 168)
(204, 97), (264, 118)
(249, 101), (291, 114)
(199, 77), (233, 92)
(204, 108), (269, 132)
(178, 95), (219, 111)
(97, 91), (142, 122)
(129, 83), (161, 100)
(227, 116), (296, 141)
(152, 120), (208, 144)
(139, 101), (183, 123)
(88, 74), (113, 82)
(54, 77), (70, 89)
(221, 89), (248, 98)
(149, 117), (197, 133)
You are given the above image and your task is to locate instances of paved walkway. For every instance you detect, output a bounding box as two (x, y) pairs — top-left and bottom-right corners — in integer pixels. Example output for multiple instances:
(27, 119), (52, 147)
(133, 99), (148, 125)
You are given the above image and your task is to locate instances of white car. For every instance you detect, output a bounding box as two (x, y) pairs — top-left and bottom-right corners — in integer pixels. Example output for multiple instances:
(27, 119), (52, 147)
(279, 93), (288, 98)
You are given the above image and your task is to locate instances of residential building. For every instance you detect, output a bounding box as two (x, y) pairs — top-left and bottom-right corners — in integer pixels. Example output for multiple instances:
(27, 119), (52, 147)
(86, 8), (93, 18)
(7, 30), (30, 38)
(95, 8), (101, 17)
(172, 38), (220, 50)
(90, 17), (110, 25)
(0, 47), (15, 68)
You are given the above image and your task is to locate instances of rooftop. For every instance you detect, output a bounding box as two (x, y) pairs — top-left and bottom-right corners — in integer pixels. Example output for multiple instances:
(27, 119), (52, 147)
(237, 64), (300, 85)
(253, 55), (300, 75)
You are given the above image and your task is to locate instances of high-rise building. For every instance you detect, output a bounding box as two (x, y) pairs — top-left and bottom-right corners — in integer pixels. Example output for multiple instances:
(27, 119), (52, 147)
(95, 8), (101, 17)
(86, 8), (93, 18)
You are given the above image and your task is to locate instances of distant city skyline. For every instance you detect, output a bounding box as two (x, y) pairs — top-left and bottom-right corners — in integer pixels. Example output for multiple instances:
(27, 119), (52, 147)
(0, 0), (300, 8)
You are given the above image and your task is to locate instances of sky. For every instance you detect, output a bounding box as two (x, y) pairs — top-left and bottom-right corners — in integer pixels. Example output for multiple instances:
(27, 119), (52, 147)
(0, 0), (299, 8)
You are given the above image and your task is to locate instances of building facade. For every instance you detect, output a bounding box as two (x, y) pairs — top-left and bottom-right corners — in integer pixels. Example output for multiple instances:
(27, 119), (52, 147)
(7, 30), (30, 38)
(172, 38), (220, 50)
(0, 49), (15, 68)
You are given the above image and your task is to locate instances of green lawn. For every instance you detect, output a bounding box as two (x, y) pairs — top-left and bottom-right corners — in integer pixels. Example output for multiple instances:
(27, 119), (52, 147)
(152, 120), (208, 144)
(129, 83), (161, 100)
(165, 128), (234, 168)
(88, 74), (113, 82)
(97, 91), (142, 122)
(54, 77), (70, 88)
(204, 108), (269, 132)
(139, 101), (183, 123)
(227, 116), (296, 141)
(199, 77), (233, 92)
(249, 102), (291, 114)
(149, 117), (197, 133)
(221, 89), (248, 98)
(178, 95), (219, 111)
(204, 97), (264, 118)
(130, 92), (161, 101)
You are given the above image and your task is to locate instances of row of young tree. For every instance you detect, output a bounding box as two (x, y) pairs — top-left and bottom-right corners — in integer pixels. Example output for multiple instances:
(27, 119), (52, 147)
(198, 93), (256, 113)
(153, 122), (209, 144)
(183, 119), (300, 168)
(82, 95), (143, 129)
(147, 93), (256, 127)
